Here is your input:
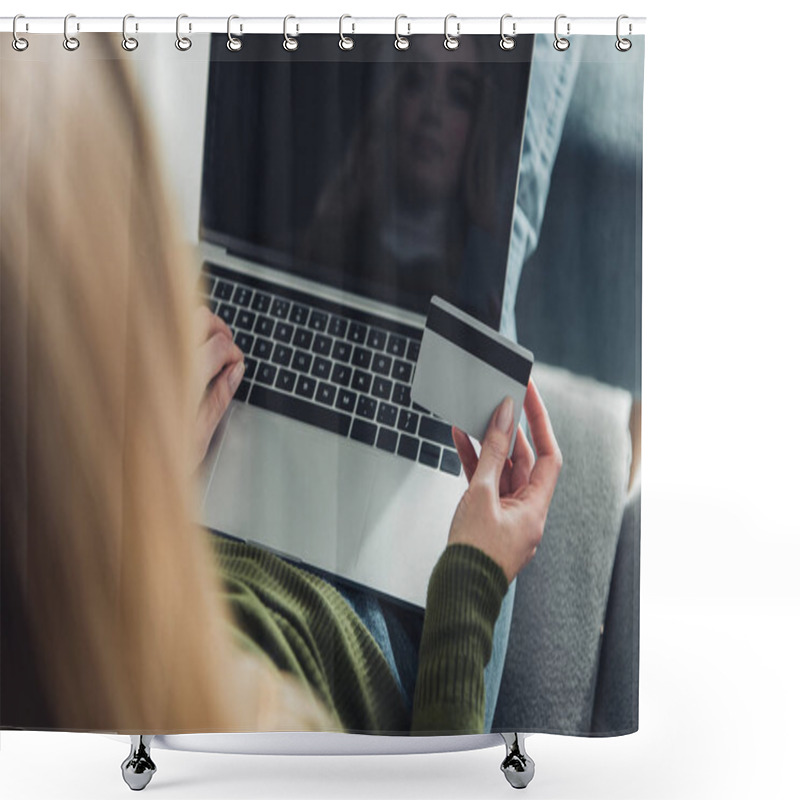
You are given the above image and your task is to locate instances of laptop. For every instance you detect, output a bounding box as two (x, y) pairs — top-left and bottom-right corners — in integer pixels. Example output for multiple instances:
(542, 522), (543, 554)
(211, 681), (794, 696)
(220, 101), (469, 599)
(197, 33), (534, 609)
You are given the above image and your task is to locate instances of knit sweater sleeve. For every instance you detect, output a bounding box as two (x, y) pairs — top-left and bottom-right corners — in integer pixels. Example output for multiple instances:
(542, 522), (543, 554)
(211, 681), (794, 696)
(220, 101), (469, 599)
(411, 544), (509, 735)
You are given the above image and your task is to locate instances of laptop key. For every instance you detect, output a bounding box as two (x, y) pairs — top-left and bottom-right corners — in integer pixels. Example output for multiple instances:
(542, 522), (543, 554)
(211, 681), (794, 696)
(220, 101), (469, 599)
(352, 347), (371, 369)
(234, 379), (251, 403)
(256, 362), (277, 386)
(376, 427), (398, 454)
(233, 286), (253, 307)
(372, 353), (392, 376)
(213, 281), (233, 301)
(371, 377), (392, 400)
(406, 339), (421, 362)
(347, 321), (368, 344)
(234, 331), (254, 355)
(252, 292), (272, 313)
(352, 370), (372, 394)
(328, 314), (348, 338)
(270, 298), (290, 319)
(377, 402), (398, 427)
(309, 310), (329, 331)
(391, 359), (413, 383)
(253, 337), (273, 361)
(276, 369), (297, 394)
(274, 322), (294, 343)
(419, 416), (454, 447)
(272, 344), (293, 366)
(440, 449), (462, 477)
(356, 395), (377, 421)
(290, 304), (310, 326)
(293, 328), (313, 350)
(332, 341), (352, 362)
(419, 441), (441, 469)
(312, 334), (332, 356)
(397, 435), (419, 461)
(335, 388), (357, 413)
(243, 357), (257, 380)
(315, 381), (336, 406)
(350, 419), (377, 447)
(367, 328), (387, 351)
(291, 351), (312, 374)
(392, 384), (411, 407)
(331, 364), (352, 386)
(387, 334), (406, 358)
(296, 375), (316, 399)
(235, 309), (256, 331)
(311, 357), (332, 380)
(218, 303), (236, 326)
(255, 314), (275, 338)
(398, 410), (419, 435)
(249, 384), (351, 438)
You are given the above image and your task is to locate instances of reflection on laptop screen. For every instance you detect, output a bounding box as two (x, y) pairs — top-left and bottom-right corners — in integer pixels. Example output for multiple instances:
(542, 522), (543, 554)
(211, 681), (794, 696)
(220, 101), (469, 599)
(201, 34), (533, 329)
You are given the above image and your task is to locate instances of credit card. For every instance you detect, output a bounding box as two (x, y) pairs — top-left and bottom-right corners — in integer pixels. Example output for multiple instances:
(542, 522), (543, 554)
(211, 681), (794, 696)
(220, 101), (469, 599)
(411, 296), (534, 458)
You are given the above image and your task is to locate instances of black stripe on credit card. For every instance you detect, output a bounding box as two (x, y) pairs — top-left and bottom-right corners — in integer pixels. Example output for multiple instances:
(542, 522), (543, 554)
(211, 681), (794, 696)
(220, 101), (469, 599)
(425, 303), (533, 386)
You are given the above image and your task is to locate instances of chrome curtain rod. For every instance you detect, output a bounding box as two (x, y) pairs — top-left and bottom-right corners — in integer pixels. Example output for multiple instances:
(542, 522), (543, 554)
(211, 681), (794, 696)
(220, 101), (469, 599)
(1, 15), (645, 37)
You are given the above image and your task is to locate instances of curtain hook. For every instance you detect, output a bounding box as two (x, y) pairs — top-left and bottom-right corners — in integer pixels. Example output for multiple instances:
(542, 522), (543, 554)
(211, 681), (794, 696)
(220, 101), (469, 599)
(339, 14), (355, 50)
(176, 14), (192, 51)
(394, 14), (410, 50)
(283, 15), (299, 51)
(227, 15), (242, 51)
(121, 14), (138, 51)
(12, 14), (29, 52)
(553, 14), (570, 51)
(615, 14), (632, 51)
(443, 13), (460, 51)
(500, 14), (516, 50)
(63, 13), (80, 51)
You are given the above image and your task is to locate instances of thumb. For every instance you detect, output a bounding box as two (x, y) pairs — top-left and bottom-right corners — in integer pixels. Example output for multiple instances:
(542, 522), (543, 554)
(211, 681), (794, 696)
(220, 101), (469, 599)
(472, 396), (515, 492)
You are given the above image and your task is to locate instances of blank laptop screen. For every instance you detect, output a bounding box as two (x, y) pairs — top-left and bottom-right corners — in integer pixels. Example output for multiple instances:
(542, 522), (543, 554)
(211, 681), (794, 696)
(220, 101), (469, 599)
(201, 34), (533, 329)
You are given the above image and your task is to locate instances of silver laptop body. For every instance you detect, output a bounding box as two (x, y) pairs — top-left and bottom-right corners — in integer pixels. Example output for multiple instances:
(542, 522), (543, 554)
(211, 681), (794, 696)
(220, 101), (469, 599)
(197, 34), (533, 608)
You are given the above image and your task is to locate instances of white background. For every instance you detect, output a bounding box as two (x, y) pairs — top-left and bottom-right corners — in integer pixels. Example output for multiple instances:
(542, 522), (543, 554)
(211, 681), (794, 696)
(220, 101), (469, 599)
(2, 1), (799, 798)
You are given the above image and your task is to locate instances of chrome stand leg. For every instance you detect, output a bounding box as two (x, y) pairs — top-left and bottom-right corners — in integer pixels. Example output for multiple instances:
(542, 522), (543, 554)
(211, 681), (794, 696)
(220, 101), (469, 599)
(500, 732), (535, 789)
(121, 735), (156, 791)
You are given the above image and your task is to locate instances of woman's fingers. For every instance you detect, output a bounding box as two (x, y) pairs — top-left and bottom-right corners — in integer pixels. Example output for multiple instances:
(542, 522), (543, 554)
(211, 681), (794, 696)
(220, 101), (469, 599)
(195, 360), (245, 467)
(194, 305), (232, 346)
(198, 331), (243, 389)
(509, 423), (535, 494)
(522, 379), (563, 502)
(452, 426), (479, 483)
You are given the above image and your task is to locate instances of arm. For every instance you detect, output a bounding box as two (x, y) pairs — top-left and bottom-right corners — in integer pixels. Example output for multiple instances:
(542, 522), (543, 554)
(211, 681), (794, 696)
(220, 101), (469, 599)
(411, 380), (562, 734)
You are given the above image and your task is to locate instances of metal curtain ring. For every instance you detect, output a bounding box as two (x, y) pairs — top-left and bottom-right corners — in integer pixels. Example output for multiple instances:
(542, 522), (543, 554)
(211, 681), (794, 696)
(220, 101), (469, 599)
(227, 15), (242, 51)
(394, 14), (410, 50)
(121, 14), (138, 51)
(553, 14), (570, 51)
(176, 14), (192, 51)
(12, 14), (29, 52)
(63, 13), (80, 51)
(616, 14), (632, 51)
(443, 14), (460, 51)
(500, 14), (516, 50)
(283, 15), (299, 51)
(339, 14), (355, 50)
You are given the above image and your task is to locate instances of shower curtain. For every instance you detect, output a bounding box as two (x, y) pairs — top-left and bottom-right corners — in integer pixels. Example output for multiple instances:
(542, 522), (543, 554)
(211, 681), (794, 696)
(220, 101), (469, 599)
(1, 24), (643, 739)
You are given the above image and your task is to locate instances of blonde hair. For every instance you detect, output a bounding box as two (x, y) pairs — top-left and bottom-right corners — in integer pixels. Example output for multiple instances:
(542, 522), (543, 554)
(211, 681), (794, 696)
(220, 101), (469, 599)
(0, 35), (335, 734)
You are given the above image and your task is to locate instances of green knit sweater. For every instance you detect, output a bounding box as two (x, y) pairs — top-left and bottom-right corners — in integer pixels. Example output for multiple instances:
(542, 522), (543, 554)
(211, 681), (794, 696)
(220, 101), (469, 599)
(211, 536), (509, 735)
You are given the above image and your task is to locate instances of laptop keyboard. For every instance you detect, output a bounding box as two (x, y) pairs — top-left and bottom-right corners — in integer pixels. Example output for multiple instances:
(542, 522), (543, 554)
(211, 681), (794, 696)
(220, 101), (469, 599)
(200, 262), (462, 478)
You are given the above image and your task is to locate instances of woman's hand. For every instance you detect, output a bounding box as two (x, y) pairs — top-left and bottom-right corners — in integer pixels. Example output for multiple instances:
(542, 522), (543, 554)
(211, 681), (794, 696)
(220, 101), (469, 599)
(448, 379), (562, 584)
(192, 306), (244, 470)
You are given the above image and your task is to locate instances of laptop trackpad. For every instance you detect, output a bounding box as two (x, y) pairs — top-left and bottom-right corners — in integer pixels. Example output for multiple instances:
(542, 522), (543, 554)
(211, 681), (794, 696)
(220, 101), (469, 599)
(201, 402), (378, 573)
